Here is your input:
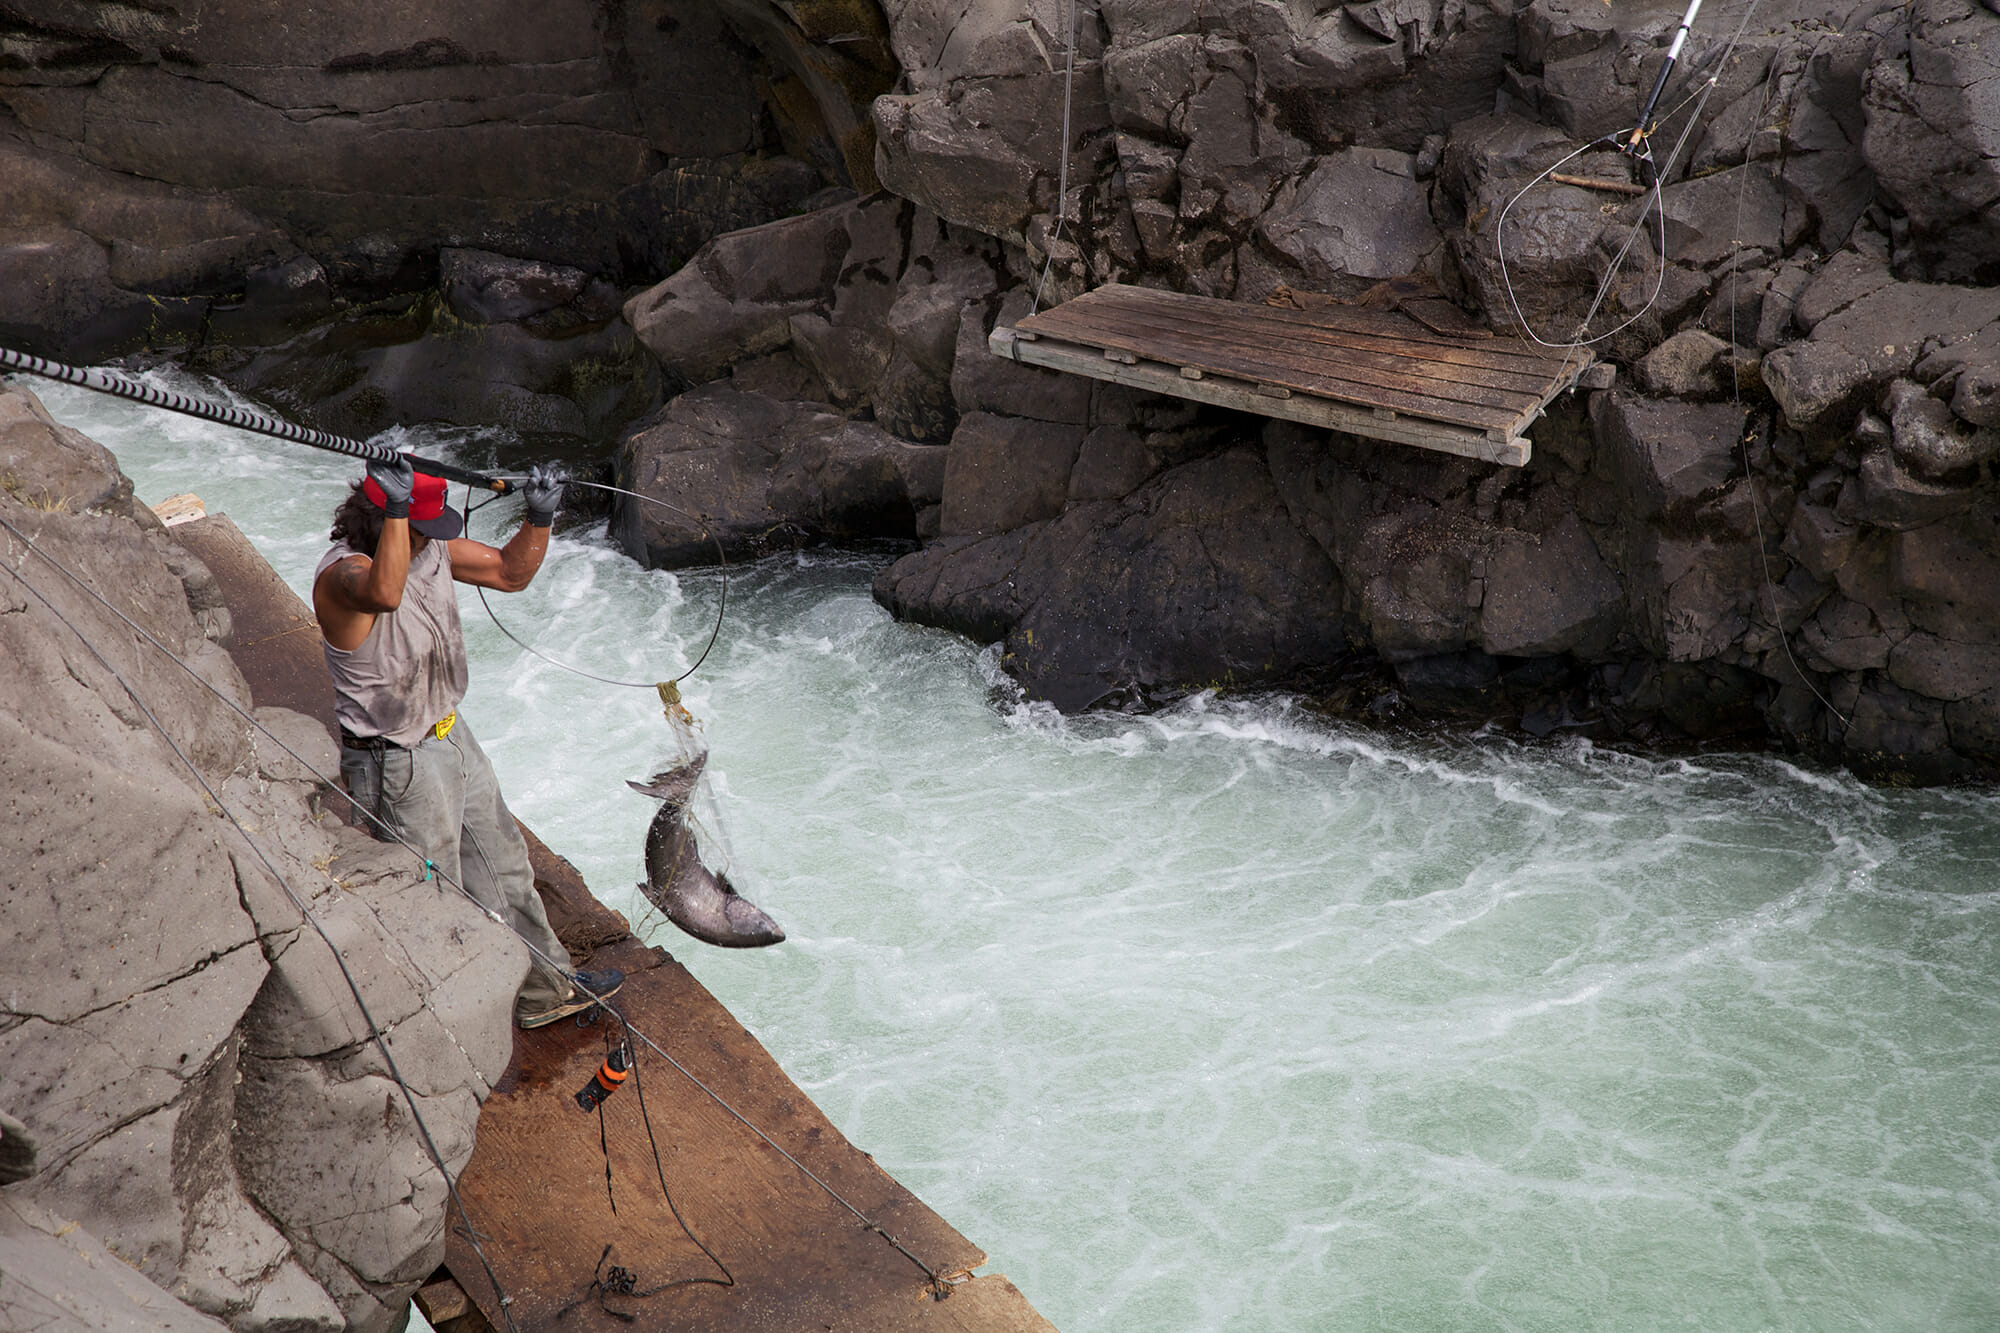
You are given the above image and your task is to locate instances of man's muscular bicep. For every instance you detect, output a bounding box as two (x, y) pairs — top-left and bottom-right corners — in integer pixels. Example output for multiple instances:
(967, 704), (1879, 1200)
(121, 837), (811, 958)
(323, 555), (375, 608)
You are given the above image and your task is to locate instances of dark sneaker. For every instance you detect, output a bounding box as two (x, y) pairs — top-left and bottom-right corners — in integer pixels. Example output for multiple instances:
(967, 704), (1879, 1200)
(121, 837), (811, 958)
(517, 968), (625, 1029)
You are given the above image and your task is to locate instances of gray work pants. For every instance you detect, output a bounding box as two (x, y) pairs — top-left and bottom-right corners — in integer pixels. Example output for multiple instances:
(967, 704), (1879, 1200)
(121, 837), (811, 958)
(340, 716), (570, 1020)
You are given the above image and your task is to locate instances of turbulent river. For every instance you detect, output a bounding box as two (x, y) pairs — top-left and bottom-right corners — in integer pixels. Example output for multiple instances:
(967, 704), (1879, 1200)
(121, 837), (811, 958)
(31, 371), (2000, 1331)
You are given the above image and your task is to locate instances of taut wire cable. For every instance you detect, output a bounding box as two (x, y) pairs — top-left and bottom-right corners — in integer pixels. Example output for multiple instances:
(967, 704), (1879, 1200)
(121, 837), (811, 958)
(465, 477), (729, 690)
(1030, 0), (1079, 317)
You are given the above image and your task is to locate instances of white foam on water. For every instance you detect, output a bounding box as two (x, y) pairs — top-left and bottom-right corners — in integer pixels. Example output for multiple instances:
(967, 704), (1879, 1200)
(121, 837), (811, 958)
(22, 374), (2000, 1333)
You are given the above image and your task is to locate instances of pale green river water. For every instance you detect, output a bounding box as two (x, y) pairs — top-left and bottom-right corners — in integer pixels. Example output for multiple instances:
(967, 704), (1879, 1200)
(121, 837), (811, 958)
(23, 371), (2000, 1331)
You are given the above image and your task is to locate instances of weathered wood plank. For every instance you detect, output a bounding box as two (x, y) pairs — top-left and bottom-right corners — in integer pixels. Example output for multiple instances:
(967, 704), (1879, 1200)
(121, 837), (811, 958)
(446, 938), (1054, 1332)
(1011, 314), (1533, 433)
(1003, 283), (1593, 463)
(1024, 293), (1579, 398)
(1031, 304), (1548, 425)
(1088, 282), (1584, 368)
(992, 329), (1531, 466)
(1055, 299), (1558, 393)
(1064, 284), (1580, 372)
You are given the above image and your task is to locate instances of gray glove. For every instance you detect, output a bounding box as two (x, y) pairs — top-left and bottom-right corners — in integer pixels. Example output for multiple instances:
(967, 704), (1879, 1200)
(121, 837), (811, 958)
(523, 463), (565, 528)
(367, 455), (414, 518)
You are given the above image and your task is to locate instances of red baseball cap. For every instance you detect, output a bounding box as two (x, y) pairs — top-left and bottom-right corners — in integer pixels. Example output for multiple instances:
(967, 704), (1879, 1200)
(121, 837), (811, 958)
(362, 470), (463, 539)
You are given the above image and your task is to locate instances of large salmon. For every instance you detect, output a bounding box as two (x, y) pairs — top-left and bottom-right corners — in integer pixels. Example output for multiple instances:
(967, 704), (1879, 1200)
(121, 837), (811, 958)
(627, 754), (785, 948)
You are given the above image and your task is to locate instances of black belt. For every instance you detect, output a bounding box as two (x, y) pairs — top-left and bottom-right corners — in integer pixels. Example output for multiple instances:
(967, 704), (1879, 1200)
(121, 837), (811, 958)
(339, 727), (399, 752)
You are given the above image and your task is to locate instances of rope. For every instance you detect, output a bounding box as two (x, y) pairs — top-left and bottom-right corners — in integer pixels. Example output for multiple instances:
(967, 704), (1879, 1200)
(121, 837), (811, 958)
(1716, 84), (1850, 734)
(1030, 0), (1079, 317)
(625, 1021), (737, 1291)
(0, 505), (958, 1299)
(1495, 1), (1759, 352)
(0, 345), (512, 495)
(465, 478), (729, 690)
(0, 514), (525, 1333)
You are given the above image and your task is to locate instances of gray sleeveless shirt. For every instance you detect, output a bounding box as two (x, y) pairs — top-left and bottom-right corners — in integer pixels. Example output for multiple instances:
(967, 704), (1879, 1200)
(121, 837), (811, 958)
(316, 538), (469, 747)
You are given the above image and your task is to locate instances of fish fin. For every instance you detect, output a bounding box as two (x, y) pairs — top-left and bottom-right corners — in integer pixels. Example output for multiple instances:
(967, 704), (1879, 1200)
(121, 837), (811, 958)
(626, 752), (709, 802)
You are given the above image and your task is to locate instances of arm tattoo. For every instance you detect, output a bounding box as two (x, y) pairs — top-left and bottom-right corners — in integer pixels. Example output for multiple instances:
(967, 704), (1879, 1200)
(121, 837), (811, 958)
(332, 557), (372, 602)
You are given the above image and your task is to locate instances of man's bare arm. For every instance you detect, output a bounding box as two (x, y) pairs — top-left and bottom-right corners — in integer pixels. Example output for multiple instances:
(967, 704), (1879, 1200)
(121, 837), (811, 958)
(313, 519), (416, 650)
(447, 522), (548, 593)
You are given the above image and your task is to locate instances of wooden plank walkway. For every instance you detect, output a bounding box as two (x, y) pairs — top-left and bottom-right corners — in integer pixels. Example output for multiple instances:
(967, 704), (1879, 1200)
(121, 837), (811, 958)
(996, 283), (1594, 466)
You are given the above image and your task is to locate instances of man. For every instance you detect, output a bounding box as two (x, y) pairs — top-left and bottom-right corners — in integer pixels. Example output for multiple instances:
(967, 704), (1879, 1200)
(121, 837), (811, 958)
(313, 456), (621, 1029)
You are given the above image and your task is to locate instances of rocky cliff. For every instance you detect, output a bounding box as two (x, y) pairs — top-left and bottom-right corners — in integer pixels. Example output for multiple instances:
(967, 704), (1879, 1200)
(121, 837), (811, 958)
(0, 378), (527, 1331)
(4, 0), (1998, 783)
(609, 0), (2000, 780)
(0, 0), (896, 440)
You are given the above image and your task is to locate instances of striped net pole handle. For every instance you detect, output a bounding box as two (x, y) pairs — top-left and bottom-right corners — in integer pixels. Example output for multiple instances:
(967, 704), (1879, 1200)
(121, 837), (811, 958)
(0, 344), (512, 493)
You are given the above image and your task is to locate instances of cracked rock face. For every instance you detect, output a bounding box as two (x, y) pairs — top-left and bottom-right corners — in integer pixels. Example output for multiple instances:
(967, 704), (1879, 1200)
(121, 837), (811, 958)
(0, 0), (895, 362)
(606, 0), (2000, 777)
(0, 381), (523, 1330)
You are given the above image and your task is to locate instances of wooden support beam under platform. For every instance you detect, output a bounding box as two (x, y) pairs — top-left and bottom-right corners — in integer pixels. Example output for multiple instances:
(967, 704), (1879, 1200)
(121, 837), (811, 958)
(993, 283), (1595, 467)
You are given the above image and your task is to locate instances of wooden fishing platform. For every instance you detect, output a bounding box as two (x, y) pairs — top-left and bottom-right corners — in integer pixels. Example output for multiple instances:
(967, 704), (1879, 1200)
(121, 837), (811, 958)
(430, 936), (1053, 1333)
(992, 283), (1594, 466)
(164, 505), (1056, 1333)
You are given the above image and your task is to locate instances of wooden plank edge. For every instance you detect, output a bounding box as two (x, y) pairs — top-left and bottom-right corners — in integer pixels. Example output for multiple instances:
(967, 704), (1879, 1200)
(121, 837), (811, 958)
(995, 330), (1530, 467)
(414, 1276), (473, 1326)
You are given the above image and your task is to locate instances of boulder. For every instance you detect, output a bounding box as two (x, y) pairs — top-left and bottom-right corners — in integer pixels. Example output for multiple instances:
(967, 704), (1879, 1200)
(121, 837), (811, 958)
(623, 193), (1000, 437)
(625, 204), (858, 384)
(612, 380), (942, 566)
(1864, 0), (2000, 281)
(1946, 685), (2000, 761)
(874, 68), (1110, 243)
(1843, 677), (1956, 776)
(1477, 514), (1624, 657)
(0, 1193), (233, 1331)
(1798, 594), (1898, 673)
(1173, 58), (1312, 229)
(951, 290), (1094, 424)
(1781, 499), (1859, 581)
(877, 444), (1348, 709)
(0, 382), (519, 1330)
(941, 412), (1085, 536)
(1656, 162), (1804, 271)
(1763, 262), (2000, 429)
(1634, 329), (1733, 398)
(1590, 391), (1747, 516)
(1257, 148), (1442, 284)
(1883, 379), (2000, 480)
(1837, 443), (1980, 531)
(1437, 114), (1632, 339)
(1620, 527), (1759, 664)
(441, 249), (592, 325)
